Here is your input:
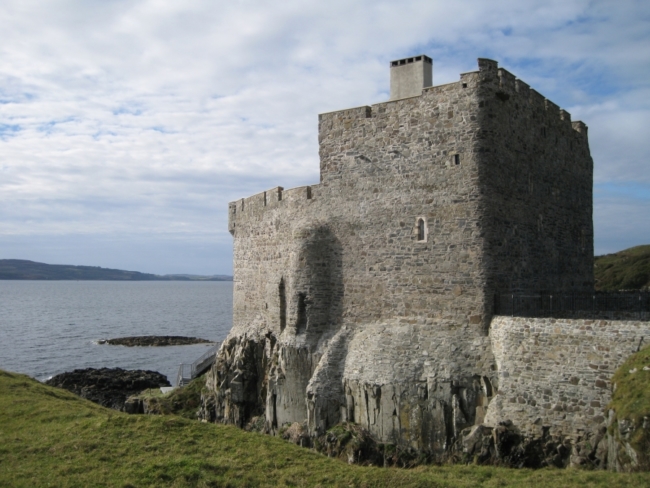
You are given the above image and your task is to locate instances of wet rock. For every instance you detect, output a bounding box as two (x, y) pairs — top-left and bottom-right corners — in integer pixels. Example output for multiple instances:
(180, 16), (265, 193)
(45, 367), (170, 411)
(98, 335), (214, 346)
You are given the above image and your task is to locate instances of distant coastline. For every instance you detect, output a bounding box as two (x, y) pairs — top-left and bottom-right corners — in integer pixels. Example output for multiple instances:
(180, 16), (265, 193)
(0, 259), (232, 281)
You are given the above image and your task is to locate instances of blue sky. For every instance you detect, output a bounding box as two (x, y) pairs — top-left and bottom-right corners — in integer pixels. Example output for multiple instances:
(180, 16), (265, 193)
(0, 0), (648, 275)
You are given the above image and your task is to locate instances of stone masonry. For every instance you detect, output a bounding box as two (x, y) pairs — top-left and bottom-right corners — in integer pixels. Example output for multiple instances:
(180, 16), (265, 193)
(486, 317), (650, 466)
(199, 56), (624, 465)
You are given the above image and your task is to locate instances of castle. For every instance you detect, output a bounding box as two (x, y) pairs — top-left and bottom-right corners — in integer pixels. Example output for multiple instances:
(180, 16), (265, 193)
(202, 57), (649, 468)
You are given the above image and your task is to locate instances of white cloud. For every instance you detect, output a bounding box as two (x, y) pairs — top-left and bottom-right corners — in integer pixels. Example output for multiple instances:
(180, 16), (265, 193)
(0, 0), (649, 273)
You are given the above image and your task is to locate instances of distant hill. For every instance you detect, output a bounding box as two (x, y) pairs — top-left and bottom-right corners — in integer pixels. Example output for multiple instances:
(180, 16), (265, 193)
(594, 245), (650, 291)
(0, 260), (232, 281)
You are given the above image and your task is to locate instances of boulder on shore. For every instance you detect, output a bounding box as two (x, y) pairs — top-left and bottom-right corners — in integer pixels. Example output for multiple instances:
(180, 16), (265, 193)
(98, 335), (214, 347)
(45, 367), (170, 411)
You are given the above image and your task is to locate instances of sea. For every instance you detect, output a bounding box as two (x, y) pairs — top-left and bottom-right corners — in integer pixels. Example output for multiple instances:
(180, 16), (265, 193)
(0, 281), (233, 385)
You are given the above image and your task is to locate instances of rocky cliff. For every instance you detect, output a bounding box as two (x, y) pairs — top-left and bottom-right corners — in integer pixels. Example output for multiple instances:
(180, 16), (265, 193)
(200, 316), (650, 470)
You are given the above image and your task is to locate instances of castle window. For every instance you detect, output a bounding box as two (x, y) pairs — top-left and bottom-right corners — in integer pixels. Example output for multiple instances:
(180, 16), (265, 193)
(417, 217), (427, 242)
(296, 293), (307, 332)
(279, 279), (286, 331)
(454, 154), (460, 165)
(462, 83), (467, 88)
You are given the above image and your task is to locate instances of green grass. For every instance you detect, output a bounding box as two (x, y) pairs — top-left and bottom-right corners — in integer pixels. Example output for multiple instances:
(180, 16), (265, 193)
(609, 344), (650, 422)
(594, 245), (650, 291)
(607, 344), (650, 469)
(1, 370), (650, 487)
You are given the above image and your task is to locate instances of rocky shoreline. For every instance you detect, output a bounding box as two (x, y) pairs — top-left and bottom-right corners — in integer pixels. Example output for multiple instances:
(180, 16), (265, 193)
(98, 335), (214, 347)
(45, 367), (170, 411)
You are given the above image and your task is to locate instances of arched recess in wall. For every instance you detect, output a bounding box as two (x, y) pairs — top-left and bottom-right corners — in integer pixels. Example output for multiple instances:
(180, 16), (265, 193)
(279, 278), (286, 331)
(416, 217), (427, 242)
(296, 292), (307, 333)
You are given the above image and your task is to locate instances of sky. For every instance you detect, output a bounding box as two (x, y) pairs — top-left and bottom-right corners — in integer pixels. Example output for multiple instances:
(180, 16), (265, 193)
(0, 0), (649, 275)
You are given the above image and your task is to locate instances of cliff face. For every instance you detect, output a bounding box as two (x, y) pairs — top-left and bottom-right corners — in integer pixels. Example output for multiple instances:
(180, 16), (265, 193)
(199, 321), (497, 457)
(200, 316), (650, 469)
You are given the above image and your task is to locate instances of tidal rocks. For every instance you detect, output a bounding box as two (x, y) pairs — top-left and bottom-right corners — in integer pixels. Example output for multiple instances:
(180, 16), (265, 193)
(45, 367), (170, 411)
(459, 422), (582, 469)
(98, 335), (214, 347)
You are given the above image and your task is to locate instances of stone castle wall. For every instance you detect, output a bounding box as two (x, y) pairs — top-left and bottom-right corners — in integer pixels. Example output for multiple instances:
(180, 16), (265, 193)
(205, 58), (600, 461)
(474, 59), (594, 296)
(488, 316), (650, 433)
(486, 316), (650, 465)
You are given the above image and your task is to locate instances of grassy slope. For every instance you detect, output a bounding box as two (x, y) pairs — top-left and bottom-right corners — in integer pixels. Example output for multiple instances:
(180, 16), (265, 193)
(607, 345), (650, 469)
(1, 371), (650, 487)
(609, 344), (650, 422)
(594, 245), (650, 291)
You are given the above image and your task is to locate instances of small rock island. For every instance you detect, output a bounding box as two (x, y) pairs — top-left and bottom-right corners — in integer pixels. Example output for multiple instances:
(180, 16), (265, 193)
(98, 335), (214, 347)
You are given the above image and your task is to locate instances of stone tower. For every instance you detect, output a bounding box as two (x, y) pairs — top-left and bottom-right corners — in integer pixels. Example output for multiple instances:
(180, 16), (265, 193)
(202, 56), (594, 458)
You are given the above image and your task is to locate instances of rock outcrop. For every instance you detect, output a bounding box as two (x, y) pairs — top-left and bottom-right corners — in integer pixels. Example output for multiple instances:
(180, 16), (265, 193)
(98, 335), (214, 346)
(199, 316), (650, 469)
(46, 368), (170, 411)
(199, 321), (497, 462)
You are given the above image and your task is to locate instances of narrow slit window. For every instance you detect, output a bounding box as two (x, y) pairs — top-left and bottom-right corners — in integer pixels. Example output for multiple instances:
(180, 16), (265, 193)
(417, 218), (427, 242)
(296, 292), (307, 332)
(279, 279), (286, 331)
(454, 154), (460, 165)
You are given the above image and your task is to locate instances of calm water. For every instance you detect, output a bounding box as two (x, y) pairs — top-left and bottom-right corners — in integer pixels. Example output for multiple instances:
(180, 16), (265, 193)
(0, 281), (232, 384)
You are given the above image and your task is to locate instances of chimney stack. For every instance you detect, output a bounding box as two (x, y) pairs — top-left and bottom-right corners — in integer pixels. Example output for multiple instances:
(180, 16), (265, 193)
(389, 55), (432, 100)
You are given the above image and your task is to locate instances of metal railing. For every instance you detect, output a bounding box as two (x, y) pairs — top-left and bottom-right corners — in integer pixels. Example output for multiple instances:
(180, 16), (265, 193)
(175, 342), (220, 387)
(494, 292), (650, 320)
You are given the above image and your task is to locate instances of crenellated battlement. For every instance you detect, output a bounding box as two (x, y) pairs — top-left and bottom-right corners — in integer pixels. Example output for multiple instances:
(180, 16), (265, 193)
(228, 184), (317, 235)
(318, 58), (588, 157)
(232, 57), (592, 238)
